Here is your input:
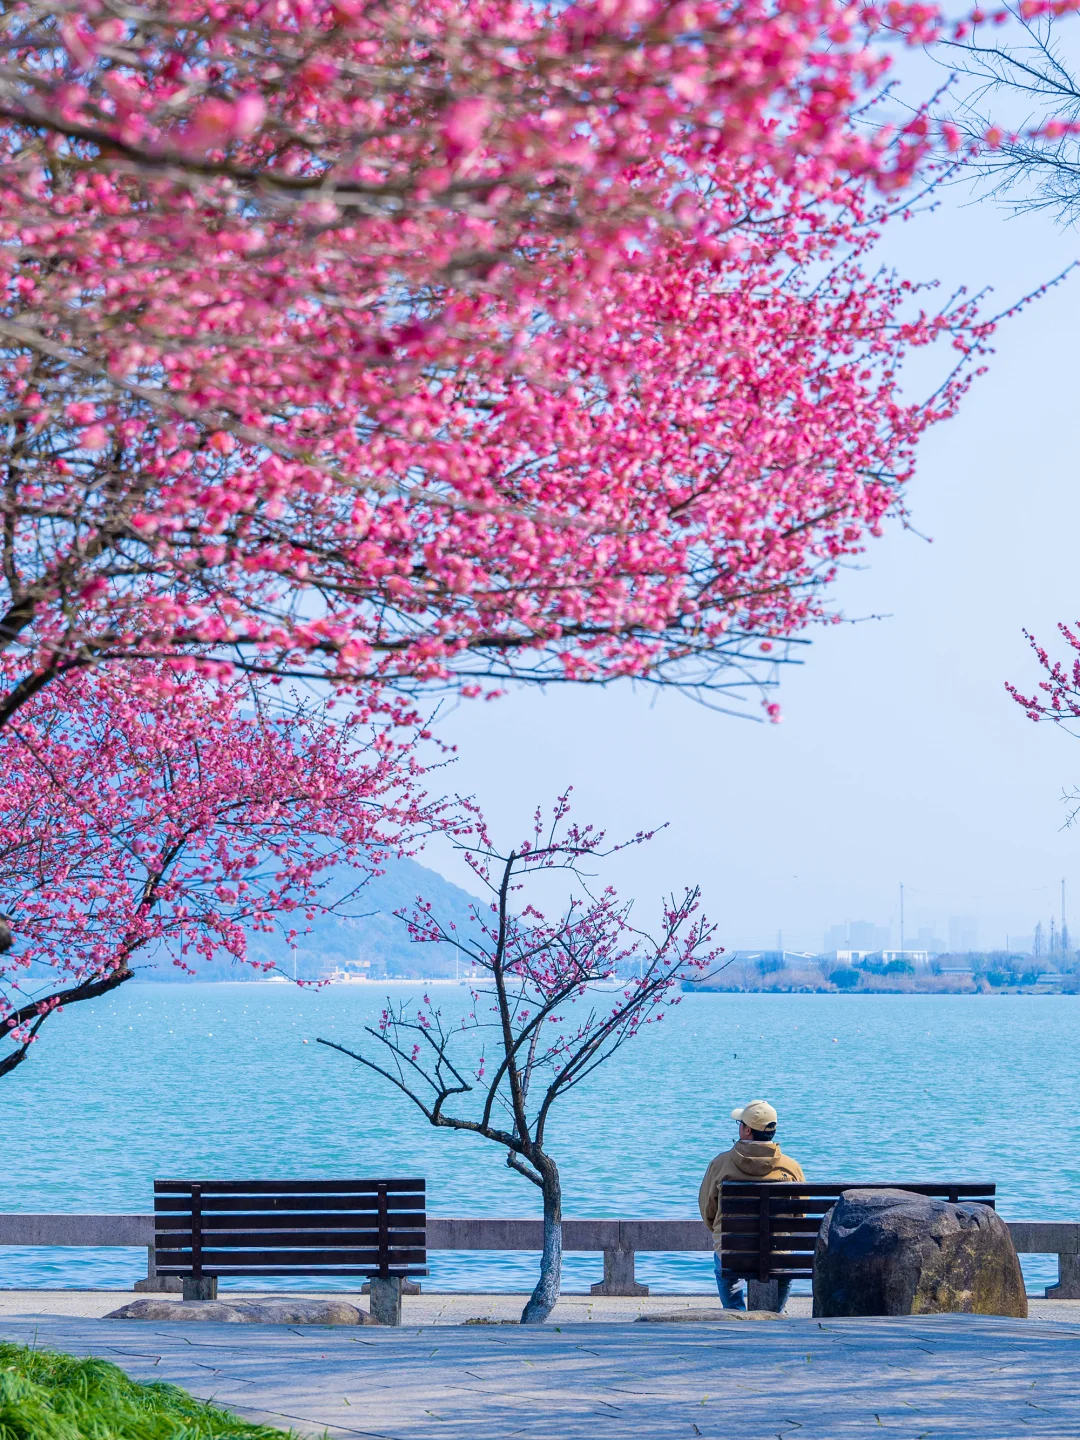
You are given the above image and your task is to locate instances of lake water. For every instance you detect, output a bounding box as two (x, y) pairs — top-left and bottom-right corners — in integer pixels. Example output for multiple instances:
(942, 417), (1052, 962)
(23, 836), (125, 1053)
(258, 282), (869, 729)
(1, 984), (1076, 1294)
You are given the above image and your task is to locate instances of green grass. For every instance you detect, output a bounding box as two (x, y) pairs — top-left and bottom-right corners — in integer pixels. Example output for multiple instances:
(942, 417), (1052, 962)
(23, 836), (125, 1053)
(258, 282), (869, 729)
(0, 1343), (300, 1440)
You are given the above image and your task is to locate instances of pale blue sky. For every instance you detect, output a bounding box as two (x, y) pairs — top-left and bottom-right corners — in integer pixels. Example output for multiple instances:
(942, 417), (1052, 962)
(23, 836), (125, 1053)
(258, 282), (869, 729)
(421, 162), (1080, 955)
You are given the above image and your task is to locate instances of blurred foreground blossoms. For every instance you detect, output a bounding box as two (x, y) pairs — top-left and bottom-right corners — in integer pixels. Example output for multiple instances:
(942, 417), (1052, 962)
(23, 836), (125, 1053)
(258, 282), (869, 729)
(0, 0), (998, 724)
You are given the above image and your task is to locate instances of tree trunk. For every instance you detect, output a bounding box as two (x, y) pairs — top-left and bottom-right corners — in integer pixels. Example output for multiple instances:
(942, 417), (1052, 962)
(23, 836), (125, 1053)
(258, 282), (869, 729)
(520, 1160), (562, 1324)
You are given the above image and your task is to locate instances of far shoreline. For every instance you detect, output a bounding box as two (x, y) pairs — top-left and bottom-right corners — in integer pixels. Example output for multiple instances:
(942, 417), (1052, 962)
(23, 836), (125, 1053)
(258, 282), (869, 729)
(124, 977), (1080, 996)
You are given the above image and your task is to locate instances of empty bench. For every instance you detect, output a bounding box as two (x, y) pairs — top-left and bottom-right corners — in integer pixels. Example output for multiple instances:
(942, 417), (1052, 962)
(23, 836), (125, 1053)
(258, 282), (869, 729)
(720, 1181), (996, 1300)
(154, 1177), (426, 1325)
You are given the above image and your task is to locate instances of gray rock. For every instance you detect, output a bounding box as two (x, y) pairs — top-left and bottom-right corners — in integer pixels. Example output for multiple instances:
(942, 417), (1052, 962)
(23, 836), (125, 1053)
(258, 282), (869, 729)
(636, 1309), (782, 1323)
(105, 1297), (375, 1324)
(106, 1299), (248, 1322)
(813, 1188), (1027, 1318)
(238, 1299), (373, 1325)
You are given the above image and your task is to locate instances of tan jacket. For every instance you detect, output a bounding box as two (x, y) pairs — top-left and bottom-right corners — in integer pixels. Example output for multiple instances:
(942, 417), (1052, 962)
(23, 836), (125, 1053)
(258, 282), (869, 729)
(698, 1140), (805, 1255)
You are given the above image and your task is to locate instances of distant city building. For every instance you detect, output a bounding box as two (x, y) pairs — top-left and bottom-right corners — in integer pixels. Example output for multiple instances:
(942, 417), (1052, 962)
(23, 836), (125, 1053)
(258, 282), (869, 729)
(881, 949), (930, 966)
(823, 920), (891, 953)
(948, 915), (978, 952)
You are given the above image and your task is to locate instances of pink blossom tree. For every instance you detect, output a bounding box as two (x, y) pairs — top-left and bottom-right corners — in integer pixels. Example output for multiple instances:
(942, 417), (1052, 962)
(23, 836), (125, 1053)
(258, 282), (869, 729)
(318, 795), (722, 1324)
(1008, 624), (1080, 816)
(1007, 628), (1080, 728)
(0, 0), (993, 727)
(0, 665), (437, 1077)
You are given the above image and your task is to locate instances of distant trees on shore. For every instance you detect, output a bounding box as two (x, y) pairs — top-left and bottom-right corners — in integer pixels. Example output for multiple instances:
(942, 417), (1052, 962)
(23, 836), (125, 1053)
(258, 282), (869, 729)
(685, 950), (1080, 994)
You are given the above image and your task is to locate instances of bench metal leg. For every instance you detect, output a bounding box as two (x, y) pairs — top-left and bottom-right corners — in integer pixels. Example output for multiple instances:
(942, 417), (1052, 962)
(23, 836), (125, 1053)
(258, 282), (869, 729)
(747, 1279), (781, 1311)
(1046, 1254), (1080, 1298)
(369, 1276), (402, 1325)
(590, 1247), (649, 1297)
(182, 1276), (218, 1301)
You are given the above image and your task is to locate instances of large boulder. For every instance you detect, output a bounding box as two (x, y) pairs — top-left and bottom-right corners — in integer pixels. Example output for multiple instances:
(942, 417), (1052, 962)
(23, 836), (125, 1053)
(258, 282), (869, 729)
(813, 1188), (1027, 1319)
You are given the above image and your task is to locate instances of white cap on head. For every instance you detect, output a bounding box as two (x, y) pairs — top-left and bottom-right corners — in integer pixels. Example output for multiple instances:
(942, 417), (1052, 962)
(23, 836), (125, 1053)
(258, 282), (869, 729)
(731, 1099), (778, 1131)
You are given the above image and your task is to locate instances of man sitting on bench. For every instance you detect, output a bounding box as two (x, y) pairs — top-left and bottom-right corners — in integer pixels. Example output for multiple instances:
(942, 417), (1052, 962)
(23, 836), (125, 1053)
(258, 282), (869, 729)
(698, 1099), (805, 1312)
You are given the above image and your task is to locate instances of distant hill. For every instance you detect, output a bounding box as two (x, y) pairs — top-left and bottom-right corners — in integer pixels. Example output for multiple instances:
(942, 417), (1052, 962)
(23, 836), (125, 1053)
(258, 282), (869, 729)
(139, 856), (485, 982)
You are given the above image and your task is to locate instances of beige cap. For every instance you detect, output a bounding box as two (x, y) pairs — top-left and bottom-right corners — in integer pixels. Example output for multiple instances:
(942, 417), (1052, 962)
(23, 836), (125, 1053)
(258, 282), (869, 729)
(732, 1099), (778, 1131)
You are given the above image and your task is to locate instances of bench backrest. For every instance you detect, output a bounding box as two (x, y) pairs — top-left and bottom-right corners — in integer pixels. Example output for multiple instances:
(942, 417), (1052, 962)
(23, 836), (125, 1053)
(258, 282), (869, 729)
(154, 1178), (427, 1281)
(720, 1181), (996, 1282)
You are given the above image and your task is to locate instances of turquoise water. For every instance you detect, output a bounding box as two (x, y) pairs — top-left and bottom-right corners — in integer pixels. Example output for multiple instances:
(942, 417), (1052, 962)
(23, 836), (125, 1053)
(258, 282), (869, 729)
(1, 985), (1075, 1294)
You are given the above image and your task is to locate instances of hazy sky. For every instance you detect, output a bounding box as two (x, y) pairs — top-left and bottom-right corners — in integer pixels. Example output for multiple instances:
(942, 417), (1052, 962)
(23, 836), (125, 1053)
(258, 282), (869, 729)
(420, 156), (1080, 956)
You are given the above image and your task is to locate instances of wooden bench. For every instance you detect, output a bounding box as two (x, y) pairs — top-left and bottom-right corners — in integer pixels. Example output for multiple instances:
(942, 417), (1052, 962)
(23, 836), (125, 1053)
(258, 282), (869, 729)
(154, 1177), (426, 1324)
(720, 1181), (996, 1291)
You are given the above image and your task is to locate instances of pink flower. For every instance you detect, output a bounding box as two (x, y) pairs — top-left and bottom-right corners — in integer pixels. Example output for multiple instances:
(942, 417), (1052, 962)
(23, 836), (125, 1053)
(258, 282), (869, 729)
(232, 96), (267, 138)
(79, 425), (109, 450)
(442, 99), (491, 160)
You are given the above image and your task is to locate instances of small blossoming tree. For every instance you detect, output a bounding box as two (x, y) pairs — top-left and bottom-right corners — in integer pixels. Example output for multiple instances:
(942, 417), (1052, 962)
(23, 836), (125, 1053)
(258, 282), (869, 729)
(0, 665), (437, 1077)
(319, 794), (722, 1324)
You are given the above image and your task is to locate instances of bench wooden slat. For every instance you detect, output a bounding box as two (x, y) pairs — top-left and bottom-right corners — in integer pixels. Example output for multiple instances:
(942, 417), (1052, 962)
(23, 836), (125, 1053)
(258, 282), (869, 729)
(156, 1247), (428, 1267)
(720, 1200), (851, 1216)
(156, 1265), (427, 1277)
(156, 1214), (425, 1232)
(155, 1194), (426, 1214)
(154, 1178), (425, 1196)
(155, 1229), (425, 1249)
(718, 1245), (815, 1256)
(720, 1200), (996, 1215)
(719, 1182), (996, 1196)
(721, 1217), (825, 1233)
(721, 1246), (818, 1261)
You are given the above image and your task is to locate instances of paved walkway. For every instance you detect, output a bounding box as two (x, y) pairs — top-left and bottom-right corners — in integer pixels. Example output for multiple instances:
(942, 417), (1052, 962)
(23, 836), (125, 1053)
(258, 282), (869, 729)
(2, 1301), (1080, 1437)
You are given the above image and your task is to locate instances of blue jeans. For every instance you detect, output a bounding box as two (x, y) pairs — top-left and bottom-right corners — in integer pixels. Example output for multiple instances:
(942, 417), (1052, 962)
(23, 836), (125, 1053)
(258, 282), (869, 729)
(714, 1253), (791, 1312)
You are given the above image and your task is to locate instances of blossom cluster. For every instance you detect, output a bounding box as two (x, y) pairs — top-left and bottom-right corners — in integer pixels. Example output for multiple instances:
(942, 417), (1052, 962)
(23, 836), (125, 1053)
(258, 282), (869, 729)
(0, 665), (437, 1065)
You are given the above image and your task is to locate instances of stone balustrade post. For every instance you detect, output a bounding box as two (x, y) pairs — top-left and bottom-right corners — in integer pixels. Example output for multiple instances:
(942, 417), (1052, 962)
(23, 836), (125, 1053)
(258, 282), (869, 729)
(1046, 1253), (1080, 1298)
(590, 1246), (649, 1297)
(134, 1245), (184, 1293)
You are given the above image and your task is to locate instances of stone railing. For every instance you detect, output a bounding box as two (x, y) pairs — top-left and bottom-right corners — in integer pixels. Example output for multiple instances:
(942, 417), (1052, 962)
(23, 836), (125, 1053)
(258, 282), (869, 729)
(0, 1214), (1077, 1298)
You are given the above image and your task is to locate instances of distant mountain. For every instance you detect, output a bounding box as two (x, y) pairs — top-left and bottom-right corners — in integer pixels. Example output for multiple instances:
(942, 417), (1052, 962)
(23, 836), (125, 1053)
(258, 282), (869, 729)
(139, 856), (485, 982)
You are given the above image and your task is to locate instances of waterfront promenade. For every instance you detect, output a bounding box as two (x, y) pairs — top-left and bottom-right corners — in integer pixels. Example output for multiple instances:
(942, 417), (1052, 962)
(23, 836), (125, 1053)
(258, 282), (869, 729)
(2, 1294), (1080, 1437)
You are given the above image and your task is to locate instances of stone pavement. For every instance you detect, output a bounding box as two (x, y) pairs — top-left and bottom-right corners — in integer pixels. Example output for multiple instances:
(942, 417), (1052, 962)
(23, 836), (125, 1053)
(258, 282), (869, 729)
(2, 1302), (1080, 1438)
